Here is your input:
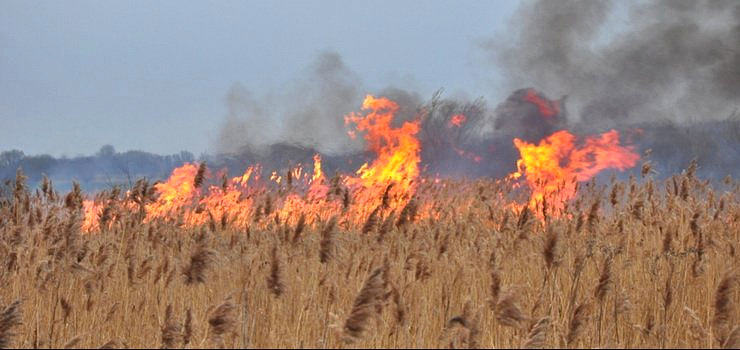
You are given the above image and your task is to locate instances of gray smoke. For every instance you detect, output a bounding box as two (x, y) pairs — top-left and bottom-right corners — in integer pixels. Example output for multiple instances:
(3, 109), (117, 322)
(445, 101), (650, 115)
(488, 0), (740, 128)
(214, 3), (740, 179)
(216, 51), (437, 157)
(217, 51), (364, 156)
(374, 87), (425, 125)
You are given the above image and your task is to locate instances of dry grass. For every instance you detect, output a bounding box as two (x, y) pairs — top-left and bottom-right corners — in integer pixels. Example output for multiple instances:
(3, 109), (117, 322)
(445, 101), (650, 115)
(0, 169), (738, 348)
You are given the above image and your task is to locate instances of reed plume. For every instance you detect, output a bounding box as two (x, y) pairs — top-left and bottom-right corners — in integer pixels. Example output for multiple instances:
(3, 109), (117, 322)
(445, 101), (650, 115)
(343, 267), (386, 342)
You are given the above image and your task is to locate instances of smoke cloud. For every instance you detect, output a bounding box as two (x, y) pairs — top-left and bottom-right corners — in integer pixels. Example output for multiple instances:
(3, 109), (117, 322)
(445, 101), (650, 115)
(5, 1), (739, 192)
(488, 0), (740, 128)
(213, 2), (740, 179)
(217, 51), (364, 156)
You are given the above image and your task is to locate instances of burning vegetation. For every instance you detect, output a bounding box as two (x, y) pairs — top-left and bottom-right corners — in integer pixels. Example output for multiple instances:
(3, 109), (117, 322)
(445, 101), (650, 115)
(1, 1), (739, 348)
(0, 88), (738, 349)
(77, 92), (644, 234)
(511, 129), (640, 216)
(0, 114), (738, 347)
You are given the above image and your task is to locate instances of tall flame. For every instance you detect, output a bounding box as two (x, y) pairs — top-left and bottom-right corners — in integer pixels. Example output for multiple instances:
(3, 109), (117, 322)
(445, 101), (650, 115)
(80, 95), (641, 233)
(344, 95), (421, 195)
(307, 154), (329, 201)
(81, 94), (423, 232)
(511, 129), (639, 214)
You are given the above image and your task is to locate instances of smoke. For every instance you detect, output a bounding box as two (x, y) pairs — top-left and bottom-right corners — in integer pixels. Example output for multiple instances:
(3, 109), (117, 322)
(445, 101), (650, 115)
(488, 0), (740, 128)
(215, 51), (462, 176)
(217, 51), (364, 156)
(493, 88), (567, 142)
(214, 3), (740, 179)
(6, 2), (740, 193)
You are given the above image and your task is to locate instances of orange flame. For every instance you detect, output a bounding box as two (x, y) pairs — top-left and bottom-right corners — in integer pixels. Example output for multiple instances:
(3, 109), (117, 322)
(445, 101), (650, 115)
(344, 95), (421, 194)
(311, 154), (323, 183)
(144, 163), (201, 222)
(81, 125), (638, 232)
(448, 114), (467, 127)
(511, 129), (639, 215)
(82, 200), (103, 233)
(82, 95), (424, 232)
(307, 154), (329, 201)
(524, 89), (559, 118)
(81, 124), (639, 232)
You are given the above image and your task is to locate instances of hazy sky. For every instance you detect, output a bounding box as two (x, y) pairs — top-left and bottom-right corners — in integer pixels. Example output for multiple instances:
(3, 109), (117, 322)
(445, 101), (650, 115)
(0, 1), (518, 157)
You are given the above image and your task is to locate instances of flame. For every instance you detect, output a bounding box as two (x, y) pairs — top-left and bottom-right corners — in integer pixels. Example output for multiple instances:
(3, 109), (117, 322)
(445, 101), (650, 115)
(307, 154), (329, 200)
(311, 154), (323, 183)
(524, 89), (559, 118)
(344, 95), (421, 198)
(449, 114), (466, 127)
(189, 180), (254, 228)
(80, 94), (640, 233)
(144, 163), (201, 222)
(233, 166), (254, 187)
(511, 129), (639, 215)
(82, 200), (103, 233)
(82, 95), (423, 232)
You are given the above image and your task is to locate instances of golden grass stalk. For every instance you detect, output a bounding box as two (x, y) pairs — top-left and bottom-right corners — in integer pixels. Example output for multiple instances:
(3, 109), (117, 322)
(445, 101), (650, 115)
(0, 300), (22, 349)
(343, 267), (386, 342)
(208, 298), (236, 348)
(522, 317), (549, 349)
(183, 244), (216, 285)
(267, 245), (284, 297)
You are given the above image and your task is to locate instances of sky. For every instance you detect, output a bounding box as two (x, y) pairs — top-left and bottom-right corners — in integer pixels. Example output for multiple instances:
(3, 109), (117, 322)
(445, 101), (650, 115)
(0, 1), (518, 157)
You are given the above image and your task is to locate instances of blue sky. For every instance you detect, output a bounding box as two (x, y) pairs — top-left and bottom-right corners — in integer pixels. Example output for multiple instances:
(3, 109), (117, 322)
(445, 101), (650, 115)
(0, 1), (518, 156)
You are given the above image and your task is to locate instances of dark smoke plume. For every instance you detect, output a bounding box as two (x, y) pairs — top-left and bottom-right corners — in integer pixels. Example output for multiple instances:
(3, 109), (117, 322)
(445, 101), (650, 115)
(212, 2), (740, 180)
(488, 0), (740, 127)
(485, 0), (740, 178)
(5, 2), (739, 193)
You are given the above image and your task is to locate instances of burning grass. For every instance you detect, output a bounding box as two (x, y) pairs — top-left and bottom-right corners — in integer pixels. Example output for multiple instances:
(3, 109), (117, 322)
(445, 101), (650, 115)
(0, 162), (737, 348)
(0, 95), (738, 348)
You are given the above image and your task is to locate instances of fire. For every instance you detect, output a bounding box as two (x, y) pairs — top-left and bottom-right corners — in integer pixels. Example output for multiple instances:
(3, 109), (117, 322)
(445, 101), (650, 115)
(307, 154), (329, 200)
(82, 200), (103, 232)
(511, 129), (639, 215)
(524, 89), (559, 118)
(449, 114), (466, 127)
(82, 94), (423, 232)
(79, 93), (639, 233)
(311, 154), (323, 183)
(344, 95), (421, 198)
(144, 163), (201, 222)
(233, 166), (255, 187)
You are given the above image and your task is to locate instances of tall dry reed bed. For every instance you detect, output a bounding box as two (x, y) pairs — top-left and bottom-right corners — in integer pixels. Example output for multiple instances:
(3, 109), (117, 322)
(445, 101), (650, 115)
(0, 167), (737, 348)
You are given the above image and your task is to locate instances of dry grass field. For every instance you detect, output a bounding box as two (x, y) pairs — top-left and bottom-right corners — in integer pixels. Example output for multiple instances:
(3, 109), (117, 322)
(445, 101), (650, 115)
(0, 163), (738, 349)
(5, 1), (740, 348)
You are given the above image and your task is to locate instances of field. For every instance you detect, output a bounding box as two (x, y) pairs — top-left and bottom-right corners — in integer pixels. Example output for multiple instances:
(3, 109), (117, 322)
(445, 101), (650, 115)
(0, 163), (738, 349)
